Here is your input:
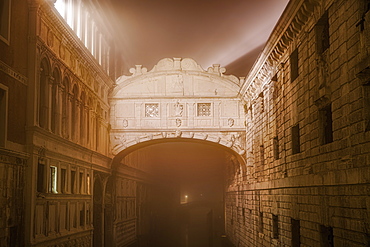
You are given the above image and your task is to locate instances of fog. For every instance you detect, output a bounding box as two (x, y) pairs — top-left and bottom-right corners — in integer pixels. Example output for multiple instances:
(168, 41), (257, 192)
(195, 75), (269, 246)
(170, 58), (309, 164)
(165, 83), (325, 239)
(105, 0), (289, 77)
(123, 141), (232, 246)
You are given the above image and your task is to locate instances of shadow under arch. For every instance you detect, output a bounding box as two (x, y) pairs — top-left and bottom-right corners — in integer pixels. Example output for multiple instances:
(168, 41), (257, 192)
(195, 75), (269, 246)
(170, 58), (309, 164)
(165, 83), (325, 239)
(111, 137), (246, 173)
(110, 137), (244, 246)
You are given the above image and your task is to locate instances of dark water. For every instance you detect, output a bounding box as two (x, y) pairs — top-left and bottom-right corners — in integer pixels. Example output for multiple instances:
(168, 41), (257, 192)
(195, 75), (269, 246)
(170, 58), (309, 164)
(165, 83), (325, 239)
(143, 202), (233, 247)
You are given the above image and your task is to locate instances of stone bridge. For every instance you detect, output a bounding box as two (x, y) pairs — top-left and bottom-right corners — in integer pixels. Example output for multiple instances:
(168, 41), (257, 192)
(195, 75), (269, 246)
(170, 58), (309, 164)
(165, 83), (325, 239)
(110, 58), (247, 160)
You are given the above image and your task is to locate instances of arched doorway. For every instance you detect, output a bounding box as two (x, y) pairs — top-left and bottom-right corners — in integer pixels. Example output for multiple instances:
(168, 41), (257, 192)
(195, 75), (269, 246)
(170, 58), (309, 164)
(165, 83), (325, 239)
(109, 58), (246, 246)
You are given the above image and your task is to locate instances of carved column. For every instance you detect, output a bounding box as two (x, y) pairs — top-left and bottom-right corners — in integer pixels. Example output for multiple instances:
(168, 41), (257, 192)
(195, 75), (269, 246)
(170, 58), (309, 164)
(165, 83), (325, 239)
(47, 76), (54, 131)
(57, 84), (64, 136)
(81, 104), (89, 146)
(80, 103), (85, 146)
(67, 93), (73, 140)
(96, 113), (100, 151)
(50, 78), (61, 135)
(91, 111), (96, 150)
(84, 105), (89, 146)
(75, 99), (81, 143)
(86, 106), (91, 148)
(38, 67), (49, 129)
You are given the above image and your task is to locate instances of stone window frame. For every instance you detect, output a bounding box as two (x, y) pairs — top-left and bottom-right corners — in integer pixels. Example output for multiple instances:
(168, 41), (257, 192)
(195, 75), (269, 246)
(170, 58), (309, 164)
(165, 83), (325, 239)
(70, 169), (77, 194)
(320, 225), (334, 247)
(318, 103), (334, 144)
(0, 83), (8, 147)
(290, 48), (299, 82)
(291, 123), (301, 154)
(145, 103), (160, 118)
(79, 202), (85, 227)
(49, 165), (58, 194)
(272, 214), (279, 239)
(315, 11), (330, 55)
(291, 218), (301, 247)
(273, 136), (279, 160)
(86, 172), (91, 195)
(78, 168), (90, 195)
(60, 166), (67, 194)
(53, 0), (111, 74)
(37, 158), (47, 193)
(0, 0), (11, 45)
(363, 83), (370, 131)
(79, 170), (84, 194)
(196, 102), (212, 117)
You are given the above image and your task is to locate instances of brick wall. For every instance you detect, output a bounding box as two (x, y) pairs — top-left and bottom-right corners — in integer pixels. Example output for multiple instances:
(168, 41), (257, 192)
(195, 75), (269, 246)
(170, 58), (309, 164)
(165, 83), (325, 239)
(227, 0), (370, 246)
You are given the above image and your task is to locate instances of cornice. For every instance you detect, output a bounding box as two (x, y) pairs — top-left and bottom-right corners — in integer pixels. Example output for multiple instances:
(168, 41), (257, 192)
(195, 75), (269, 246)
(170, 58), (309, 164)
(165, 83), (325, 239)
(39, 1), (114, 89)
(37, 39), (110, 110)
(0, 60), (28, 86)
(28, 126), (112, 163)
(0, 147), (29, 160)
(240, 0), (321, 101)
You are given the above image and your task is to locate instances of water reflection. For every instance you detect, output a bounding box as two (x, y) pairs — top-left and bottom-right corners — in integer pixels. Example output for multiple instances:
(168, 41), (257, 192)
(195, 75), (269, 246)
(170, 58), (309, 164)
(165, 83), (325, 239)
(149, 201), (228, 247)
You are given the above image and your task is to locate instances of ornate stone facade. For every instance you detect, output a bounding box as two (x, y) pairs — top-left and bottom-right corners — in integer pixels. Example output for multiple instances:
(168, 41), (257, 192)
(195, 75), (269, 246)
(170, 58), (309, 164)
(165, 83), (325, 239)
(110, 57), (246, 158)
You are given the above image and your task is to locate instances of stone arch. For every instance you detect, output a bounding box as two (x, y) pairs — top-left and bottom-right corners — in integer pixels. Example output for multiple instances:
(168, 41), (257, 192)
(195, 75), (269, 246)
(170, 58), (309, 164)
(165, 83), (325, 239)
(80, 91), (87, 144)
(111, 137), (246, 173)
(71, 84), (79, 141)
(38, 57), (51, 129)
(61, 75), (70, 138)
(95, 102), (102, 150)
(110, 57), (247, 177)
(51, 66), (61, 134)
(87, 96), (93, 146)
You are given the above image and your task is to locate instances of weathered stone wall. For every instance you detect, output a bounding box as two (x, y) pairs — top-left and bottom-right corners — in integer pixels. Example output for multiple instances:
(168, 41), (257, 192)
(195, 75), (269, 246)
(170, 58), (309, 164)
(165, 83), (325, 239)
(110, 58), (246, 157)
(0, 150), (27, 247)
(23, 1), (118, 246)
(227, 0), (370, 246)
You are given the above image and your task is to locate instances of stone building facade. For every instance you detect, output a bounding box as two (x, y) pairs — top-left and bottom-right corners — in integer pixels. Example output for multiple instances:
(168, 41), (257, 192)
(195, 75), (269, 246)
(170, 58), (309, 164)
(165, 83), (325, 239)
(1, 0), (31, 245)
(226, 0), (370, 246)
(0, 0), (124, 246)
(0, 0), (369, 246)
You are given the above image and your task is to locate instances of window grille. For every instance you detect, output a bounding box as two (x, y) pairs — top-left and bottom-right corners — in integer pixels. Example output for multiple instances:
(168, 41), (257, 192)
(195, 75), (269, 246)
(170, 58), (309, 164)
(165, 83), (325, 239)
(145, 103), (159, 117)
(197, 103), (211, 116)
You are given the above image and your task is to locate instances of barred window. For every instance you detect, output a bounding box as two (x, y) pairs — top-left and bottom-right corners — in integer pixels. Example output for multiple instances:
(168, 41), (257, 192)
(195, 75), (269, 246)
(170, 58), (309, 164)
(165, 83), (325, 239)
(272, 214), (279, 239)
(290, 48), (299, 82)
(197, 103), (211, 116)
(0, 0), (11, 43)
(291, 124), (301, 154)
(319, 104), (333, 144)
(315, 11), (329, 54)
(145, 103), (159, 117)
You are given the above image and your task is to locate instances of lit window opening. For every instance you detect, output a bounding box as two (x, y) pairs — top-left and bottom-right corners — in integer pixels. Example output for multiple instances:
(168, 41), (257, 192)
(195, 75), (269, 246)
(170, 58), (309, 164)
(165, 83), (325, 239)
(49, 166), (58, 193)
(54, 0), (66, 19)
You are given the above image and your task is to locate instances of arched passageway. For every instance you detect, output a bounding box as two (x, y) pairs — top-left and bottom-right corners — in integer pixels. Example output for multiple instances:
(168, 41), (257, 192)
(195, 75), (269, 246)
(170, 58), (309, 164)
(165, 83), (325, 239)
(108, 58), (245, 246)
(111, 139), (244, 247)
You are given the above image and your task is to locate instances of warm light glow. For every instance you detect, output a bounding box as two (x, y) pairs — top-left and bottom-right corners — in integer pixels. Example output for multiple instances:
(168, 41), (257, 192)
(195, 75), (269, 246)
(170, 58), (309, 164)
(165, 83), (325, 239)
(185, 195), (188, 198)
(49, 166), (58, 193)
(53, 0), (110, 74)
(54, 0), (65, 19)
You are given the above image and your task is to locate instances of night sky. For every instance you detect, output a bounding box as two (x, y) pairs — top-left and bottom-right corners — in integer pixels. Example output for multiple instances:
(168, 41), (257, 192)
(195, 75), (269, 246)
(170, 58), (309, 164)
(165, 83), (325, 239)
(106, 0), (289, 77)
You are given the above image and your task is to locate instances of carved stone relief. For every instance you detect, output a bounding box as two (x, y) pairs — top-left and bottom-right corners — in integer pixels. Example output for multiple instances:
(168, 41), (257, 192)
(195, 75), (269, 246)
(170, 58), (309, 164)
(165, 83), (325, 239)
(174, 102), (184, 117)
(176, 118), (182, 127)
(47, 29), (54, 47)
